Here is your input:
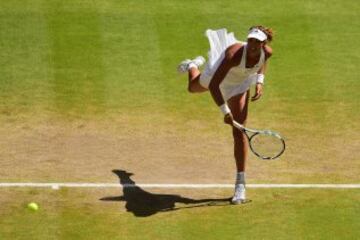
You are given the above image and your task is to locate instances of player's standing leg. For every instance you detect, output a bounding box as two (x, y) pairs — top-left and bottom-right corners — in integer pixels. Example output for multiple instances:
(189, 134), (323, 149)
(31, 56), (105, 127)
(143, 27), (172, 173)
(228, 90), (250, 204)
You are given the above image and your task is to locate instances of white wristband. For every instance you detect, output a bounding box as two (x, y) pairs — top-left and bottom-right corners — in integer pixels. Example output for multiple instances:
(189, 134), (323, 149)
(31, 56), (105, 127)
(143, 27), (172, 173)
(220, 104), (231, 115)
(256, 74), (265, 84)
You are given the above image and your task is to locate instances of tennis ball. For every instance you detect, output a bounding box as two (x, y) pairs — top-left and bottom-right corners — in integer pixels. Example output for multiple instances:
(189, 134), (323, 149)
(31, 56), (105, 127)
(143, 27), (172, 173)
(27, 202), (39, 211)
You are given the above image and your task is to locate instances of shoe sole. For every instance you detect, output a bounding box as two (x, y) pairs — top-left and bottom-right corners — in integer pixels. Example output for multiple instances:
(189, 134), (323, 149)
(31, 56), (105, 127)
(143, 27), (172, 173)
(231, 199), (252, 205)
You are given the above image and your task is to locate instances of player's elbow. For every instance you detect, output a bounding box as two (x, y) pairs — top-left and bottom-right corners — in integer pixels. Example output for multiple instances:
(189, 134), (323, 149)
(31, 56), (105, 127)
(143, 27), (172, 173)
(264, 45), (273, 57)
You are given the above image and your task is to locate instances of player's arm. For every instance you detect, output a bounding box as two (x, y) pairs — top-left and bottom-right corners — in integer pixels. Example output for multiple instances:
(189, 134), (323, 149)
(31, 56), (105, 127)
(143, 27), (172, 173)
(208, 54), (233, 106)
(208, 45), (240, 123)
(259, 45), (273, 75)
(251, 45), (272, 101)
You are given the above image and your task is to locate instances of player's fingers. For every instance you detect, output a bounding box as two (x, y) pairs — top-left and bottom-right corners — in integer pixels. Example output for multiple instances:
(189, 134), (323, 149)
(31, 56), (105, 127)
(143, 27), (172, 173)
(223, 114), (233, 125)
(224, 117), (232, 125)
(251, 92), (262, 101)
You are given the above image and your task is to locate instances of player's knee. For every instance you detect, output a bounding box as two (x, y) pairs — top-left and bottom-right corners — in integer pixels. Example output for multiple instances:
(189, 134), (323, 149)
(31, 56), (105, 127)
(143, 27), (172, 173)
(232, 128), (246, 141)
(235, 118), (247, 126)
(188, 85), (196, 93)
(188, 82), (201, 93)
(232, 128), (242, 138)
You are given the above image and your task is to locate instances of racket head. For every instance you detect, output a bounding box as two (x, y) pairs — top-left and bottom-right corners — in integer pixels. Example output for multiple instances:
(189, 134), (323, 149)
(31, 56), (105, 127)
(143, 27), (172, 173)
(249, 131), (286, 160)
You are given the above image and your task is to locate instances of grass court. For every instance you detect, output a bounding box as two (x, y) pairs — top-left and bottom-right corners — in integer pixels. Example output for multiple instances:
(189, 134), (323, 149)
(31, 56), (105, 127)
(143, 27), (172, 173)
(0, 0), (359, 239)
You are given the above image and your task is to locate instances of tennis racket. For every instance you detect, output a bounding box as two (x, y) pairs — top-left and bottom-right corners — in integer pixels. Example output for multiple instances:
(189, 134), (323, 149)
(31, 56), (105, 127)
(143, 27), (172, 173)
(232, 120), (286, 160)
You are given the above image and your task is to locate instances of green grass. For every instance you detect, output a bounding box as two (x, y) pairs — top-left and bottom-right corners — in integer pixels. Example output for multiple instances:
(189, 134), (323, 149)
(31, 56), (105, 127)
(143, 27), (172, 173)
(0, 0), (359, 239)
(1, 0), (359, 119)
(0, 188), (360, 240)
(1, 0), (359, 180)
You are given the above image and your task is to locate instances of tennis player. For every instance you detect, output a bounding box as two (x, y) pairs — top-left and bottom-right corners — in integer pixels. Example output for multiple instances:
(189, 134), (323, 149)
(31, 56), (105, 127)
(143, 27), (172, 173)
(177, 26), (274, 204)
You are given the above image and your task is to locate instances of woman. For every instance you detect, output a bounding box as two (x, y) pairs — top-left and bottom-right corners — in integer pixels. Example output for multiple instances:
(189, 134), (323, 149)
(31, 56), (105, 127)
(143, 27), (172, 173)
(177, 26), (274, 204)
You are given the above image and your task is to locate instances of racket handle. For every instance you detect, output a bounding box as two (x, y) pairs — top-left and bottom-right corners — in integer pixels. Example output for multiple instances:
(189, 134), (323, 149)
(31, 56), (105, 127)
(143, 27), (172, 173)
(232, 120), (245, 130)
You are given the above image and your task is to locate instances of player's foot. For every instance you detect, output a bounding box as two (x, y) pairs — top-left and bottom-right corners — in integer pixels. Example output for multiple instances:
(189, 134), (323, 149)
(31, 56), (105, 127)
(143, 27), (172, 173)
(177, 59), (192, 73)
(231, 184), (246, 204)
(177, 56), (206, 73)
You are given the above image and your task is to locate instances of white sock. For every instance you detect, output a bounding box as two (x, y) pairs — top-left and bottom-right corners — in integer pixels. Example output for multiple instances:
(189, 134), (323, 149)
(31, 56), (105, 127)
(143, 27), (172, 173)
(236, 172), (245, 185)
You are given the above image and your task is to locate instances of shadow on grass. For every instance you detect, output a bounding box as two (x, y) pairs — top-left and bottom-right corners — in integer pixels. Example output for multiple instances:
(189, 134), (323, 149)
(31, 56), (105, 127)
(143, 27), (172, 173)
(100, 169), (231, 217)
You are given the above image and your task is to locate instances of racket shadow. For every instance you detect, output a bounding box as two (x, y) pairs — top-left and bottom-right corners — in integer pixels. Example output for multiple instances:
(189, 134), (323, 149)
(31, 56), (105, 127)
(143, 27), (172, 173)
(100, 169), (231, 217)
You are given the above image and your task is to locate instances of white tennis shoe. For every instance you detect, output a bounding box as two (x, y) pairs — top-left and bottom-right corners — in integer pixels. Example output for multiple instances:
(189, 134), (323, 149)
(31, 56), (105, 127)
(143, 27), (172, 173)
(192, 56), (206, 67)
(177, 56), (206, 73)
(231, 184), (246, 204)
(177, 59), (192, 73)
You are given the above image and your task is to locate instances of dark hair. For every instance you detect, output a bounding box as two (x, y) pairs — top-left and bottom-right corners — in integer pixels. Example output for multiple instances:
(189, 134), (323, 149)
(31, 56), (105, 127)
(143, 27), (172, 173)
(249, 25), (274, 43)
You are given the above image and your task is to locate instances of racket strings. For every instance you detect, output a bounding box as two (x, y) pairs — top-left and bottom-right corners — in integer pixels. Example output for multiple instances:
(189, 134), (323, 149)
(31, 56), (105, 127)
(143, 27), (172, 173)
(250, 133), (285, 159)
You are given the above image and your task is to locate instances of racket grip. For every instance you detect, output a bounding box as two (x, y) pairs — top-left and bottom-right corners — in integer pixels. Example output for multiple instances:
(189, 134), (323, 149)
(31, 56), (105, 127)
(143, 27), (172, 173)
(232, 121), (244, 130)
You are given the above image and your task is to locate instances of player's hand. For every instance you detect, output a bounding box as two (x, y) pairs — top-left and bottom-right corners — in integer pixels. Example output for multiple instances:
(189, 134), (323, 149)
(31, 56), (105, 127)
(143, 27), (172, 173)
(251, 83), (263, 101)
(224, 112), (234, 125)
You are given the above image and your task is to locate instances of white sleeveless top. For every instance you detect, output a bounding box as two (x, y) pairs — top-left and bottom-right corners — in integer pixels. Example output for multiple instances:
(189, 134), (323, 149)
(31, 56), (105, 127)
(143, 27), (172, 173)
(219, 43), (265, 100)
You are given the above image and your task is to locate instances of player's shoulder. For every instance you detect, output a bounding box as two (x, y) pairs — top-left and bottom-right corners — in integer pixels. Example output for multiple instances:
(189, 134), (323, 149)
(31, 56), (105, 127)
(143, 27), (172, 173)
(225, 43), (244, 56)
(225, 43), (244, 63)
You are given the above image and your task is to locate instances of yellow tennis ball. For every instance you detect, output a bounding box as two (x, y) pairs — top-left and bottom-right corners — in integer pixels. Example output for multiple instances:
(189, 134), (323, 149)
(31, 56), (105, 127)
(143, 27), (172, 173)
(27, 202), (39, 211)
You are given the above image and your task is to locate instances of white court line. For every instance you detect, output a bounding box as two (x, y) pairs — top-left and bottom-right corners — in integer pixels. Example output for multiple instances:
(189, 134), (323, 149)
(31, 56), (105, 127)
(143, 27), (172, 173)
(0, 183), (360, 189)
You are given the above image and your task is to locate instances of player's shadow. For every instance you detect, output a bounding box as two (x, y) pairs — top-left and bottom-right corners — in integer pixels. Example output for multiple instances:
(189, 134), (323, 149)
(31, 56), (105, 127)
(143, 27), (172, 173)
(100, 169), (230, 217)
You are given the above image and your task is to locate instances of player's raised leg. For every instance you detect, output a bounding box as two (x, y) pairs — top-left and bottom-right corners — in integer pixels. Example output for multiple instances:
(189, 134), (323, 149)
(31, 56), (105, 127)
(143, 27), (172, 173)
(177, 56), (208, 93)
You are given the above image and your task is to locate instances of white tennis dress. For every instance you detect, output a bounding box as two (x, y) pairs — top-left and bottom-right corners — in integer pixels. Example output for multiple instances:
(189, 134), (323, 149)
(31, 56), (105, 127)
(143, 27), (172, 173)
(199, 29), (265, 101)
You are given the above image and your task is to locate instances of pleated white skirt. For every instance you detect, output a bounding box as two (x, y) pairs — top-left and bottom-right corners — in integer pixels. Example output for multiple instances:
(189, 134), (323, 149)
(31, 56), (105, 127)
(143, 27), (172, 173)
(200, 28), (243, 86)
